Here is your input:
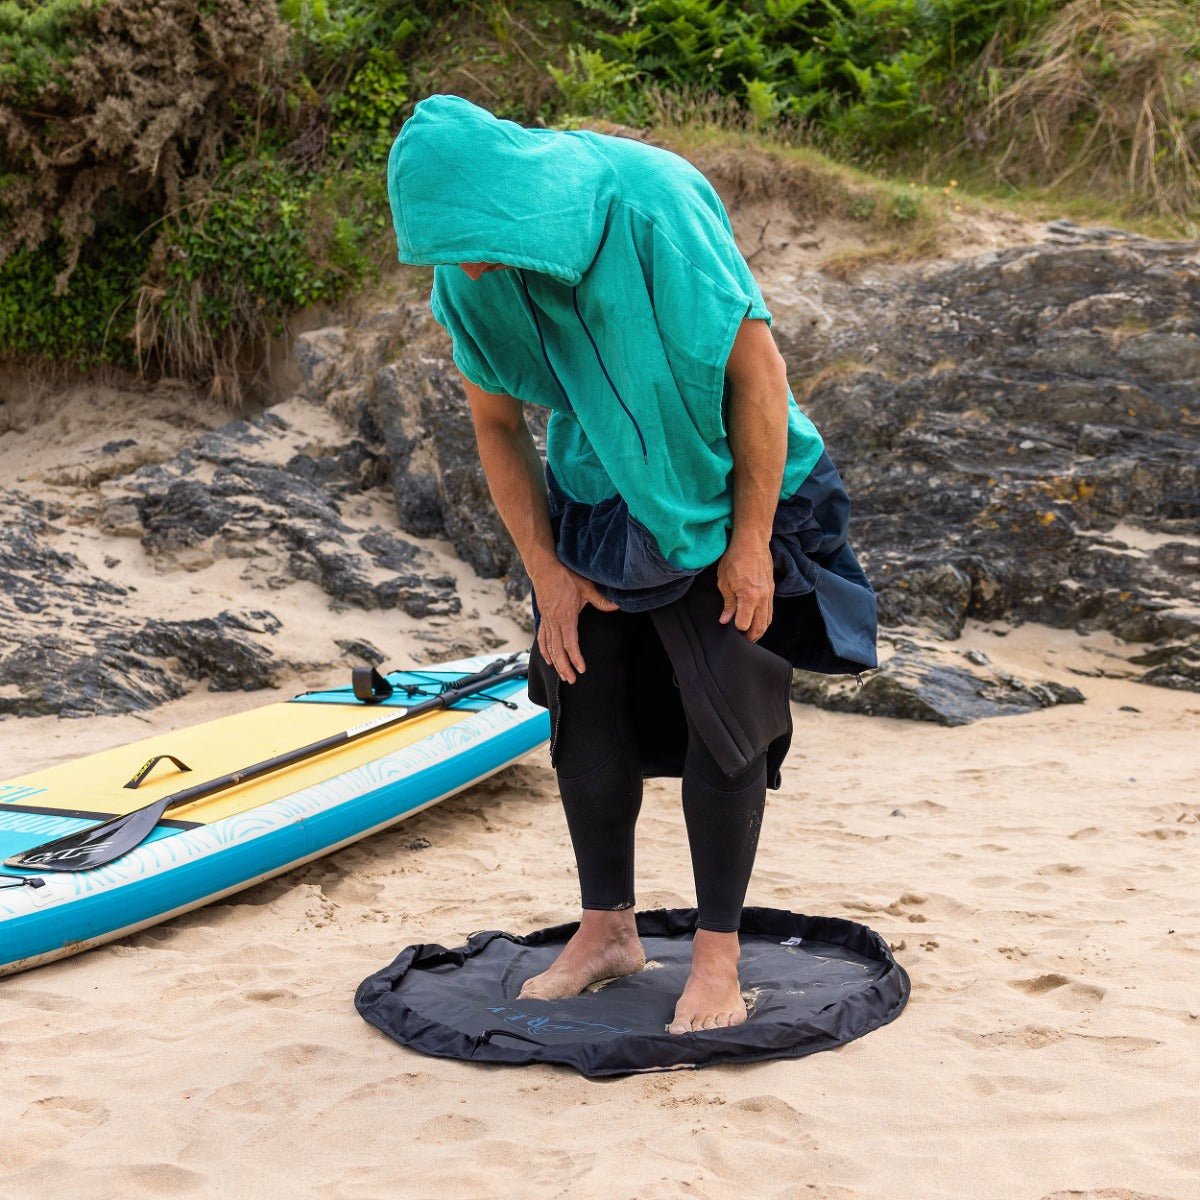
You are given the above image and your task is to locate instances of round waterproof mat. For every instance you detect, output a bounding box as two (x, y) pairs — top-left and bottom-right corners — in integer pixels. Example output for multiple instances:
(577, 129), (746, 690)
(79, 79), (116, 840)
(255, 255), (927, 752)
(355, 907), (910, 1077)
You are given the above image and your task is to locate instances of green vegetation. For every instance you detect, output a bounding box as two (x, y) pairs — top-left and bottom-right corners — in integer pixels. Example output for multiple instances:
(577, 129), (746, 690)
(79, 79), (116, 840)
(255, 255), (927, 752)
(0, 0), (466, 392)
(570, 0), (1059, 148)
(1, 0), (1197, 399)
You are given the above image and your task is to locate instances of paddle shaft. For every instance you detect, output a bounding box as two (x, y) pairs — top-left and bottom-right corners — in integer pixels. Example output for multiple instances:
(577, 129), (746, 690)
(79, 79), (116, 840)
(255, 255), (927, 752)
(155, 664), (528, 817)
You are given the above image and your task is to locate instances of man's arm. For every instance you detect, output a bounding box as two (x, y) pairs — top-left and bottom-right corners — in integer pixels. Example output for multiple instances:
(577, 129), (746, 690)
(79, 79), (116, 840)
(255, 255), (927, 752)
(717, 318), (791, 642)
(461, 375), (617, 682)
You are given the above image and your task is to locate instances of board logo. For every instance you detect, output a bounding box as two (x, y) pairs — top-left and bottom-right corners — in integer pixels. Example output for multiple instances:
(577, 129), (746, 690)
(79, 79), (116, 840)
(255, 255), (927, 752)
(0, 784), (49, 805)
(347, 711), (408, 736)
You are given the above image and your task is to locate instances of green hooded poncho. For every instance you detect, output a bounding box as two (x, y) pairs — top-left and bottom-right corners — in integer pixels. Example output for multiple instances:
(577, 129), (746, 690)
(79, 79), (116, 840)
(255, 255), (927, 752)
(386, 95), (825, 583)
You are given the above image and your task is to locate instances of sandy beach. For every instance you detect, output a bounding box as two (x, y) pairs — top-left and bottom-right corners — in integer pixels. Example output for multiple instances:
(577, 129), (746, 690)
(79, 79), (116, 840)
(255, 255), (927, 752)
(2, 610), (1197, 1200)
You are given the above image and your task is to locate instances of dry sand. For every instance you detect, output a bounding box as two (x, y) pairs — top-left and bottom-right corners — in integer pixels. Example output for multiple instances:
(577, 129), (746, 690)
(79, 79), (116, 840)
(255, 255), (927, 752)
(2, 614), (1197, 1199)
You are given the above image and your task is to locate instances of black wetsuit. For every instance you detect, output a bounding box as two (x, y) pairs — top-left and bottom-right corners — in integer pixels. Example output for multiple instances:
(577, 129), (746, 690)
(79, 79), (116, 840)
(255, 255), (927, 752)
(531, 571), (780, 933)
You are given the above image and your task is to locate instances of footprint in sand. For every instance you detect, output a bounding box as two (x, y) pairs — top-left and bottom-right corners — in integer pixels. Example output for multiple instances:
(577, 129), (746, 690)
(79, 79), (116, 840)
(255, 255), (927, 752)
(1038, 1190), (1179, 1200)
(110, 1163), (206, 1196)
(25, 1094), (109, 1129)
(1009, 972), (1106, 1010)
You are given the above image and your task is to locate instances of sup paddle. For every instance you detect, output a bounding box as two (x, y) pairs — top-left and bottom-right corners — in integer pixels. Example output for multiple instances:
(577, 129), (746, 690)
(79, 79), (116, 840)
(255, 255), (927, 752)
(6, 656), (529, 873)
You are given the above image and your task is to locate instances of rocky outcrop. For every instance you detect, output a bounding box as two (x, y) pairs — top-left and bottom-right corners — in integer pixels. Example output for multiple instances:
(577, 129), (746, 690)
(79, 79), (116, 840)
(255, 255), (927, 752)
(0, 395), (464, 716)
(0, 486), (295, 716)
(778, 227), (1200, 696)
(791, 636), (1085, 726)
(289, 229), (1199, 718)
(5, 223), (1196, 721)
(372, 353), (525, 581)
(104, 410), (459, 617)
(294, 303), (537, 605)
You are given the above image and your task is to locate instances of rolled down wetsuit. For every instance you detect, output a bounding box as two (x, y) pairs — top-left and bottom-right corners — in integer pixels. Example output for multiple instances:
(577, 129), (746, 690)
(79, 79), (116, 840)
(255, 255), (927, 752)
(386, 96), (878, 930)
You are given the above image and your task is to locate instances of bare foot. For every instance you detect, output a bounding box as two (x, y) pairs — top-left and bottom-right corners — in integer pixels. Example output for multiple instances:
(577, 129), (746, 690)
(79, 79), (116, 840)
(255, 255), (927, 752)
(518, 909), (646, 1000)
(667, 929), (747, 1034)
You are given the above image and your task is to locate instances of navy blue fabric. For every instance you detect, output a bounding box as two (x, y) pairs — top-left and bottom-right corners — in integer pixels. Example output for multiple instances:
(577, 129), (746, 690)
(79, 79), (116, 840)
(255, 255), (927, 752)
(546, 450), (878, 674)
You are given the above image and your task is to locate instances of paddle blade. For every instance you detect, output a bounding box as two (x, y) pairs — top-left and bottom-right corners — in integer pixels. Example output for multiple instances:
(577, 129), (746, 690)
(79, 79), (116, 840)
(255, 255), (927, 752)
(4, 803), (169, 872)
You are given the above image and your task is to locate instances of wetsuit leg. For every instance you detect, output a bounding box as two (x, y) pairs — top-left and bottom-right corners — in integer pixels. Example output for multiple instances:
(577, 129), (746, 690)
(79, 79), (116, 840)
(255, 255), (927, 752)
(553, 605), (645, 912)
(681, 724), (767, 933)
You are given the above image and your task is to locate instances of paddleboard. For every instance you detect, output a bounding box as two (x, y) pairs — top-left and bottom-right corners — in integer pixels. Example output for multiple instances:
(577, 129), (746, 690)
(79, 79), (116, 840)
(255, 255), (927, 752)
(0, 654), (548, 977)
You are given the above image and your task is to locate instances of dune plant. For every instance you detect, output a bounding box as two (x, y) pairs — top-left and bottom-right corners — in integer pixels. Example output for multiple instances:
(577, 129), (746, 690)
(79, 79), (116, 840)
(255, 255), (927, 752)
(985, 0), (1200, 221)
(0, 0), (288, 375)
(0, 0), (440, 395)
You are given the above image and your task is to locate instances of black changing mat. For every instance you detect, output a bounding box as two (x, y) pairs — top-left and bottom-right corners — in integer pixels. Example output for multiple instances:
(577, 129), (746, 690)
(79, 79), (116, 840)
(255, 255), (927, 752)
(355, 907), (910, 1077)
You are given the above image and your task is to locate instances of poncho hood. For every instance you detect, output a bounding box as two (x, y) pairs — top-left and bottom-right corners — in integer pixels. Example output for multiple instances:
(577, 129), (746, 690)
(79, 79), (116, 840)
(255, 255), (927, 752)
(388, 94), (613, 285)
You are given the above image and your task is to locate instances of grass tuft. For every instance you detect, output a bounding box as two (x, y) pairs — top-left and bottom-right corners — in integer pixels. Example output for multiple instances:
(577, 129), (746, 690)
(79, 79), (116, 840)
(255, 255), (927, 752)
(986, 0), (1200, 226)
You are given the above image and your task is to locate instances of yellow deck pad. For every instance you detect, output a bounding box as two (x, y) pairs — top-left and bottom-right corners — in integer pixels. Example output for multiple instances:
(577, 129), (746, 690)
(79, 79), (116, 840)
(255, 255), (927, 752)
(0, 701), (470, 825)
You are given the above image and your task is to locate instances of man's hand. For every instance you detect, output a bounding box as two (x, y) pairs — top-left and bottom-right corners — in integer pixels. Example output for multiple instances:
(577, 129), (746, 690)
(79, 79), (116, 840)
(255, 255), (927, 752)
(461, 375), (618, 682)
(720, 318), (789, 643)
(534, 561), (618, 684)
(717, 538), (774, 643)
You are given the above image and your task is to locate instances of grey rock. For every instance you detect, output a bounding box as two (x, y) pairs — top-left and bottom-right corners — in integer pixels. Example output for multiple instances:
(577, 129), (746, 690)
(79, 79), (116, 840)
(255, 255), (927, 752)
(1128, 642), (1200, 691)
(372, 353), (539, 579)
(0, 611), (289, 718)
(0, 387), (466, 715)
(372, 361), (444, 537)
(792, 639), (1085, 725)
(138, 479), (235, 550)
(293, 326), (347, 396)
(781, 235), (1200, 691)
(874, 562), (972, 640)
(334, 638), (386, 665)
(122, 610), (284, 693)
(117, 419), (457, 618)
(359, 529), (424, 572)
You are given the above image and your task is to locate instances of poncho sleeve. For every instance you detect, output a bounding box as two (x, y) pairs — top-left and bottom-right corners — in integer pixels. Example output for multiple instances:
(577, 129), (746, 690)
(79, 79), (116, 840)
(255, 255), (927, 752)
(632, 195), (773, 445)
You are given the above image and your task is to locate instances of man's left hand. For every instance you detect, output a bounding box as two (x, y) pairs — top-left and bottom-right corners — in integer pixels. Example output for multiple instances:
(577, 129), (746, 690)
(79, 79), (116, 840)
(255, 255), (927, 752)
(716, 540), (774, 643)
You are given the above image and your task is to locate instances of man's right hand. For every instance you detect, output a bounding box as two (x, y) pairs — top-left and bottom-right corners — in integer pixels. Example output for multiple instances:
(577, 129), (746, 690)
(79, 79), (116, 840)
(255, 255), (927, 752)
(459, 374), (619, 682)
(533, 562), (618, 684)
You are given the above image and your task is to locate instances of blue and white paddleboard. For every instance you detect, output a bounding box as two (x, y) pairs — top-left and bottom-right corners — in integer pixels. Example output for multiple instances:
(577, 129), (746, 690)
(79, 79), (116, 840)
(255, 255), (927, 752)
(0, 654), (547, 977)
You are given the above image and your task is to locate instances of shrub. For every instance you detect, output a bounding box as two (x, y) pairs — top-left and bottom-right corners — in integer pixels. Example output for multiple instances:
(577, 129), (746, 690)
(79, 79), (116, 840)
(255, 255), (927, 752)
(0, 0), (285, 280)
(0, 0), (288, 381)
(985, 0), (1200, 220)
(136, 160), (377, 402)
(0, 0), (416, 396)
(556, 0), (1061, 153)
